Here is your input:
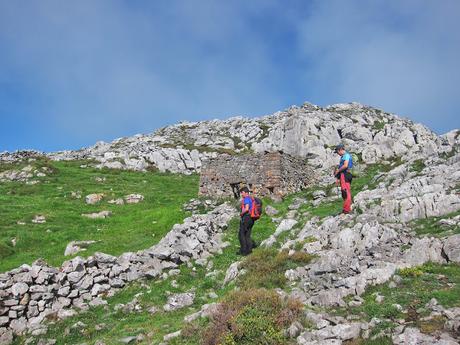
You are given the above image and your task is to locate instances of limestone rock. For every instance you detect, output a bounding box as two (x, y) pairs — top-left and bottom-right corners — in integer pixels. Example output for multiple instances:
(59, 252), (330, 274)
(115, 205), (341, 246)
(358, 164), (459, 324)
(392, 327), (458, 345)
(124, 194), (144, 204)
(108, 198), (124, 205)
(274, 219), (298, 236)
(402, 237), (446, 266)
(32, 215), (46, 224)
(119, 336), (137, 344)
(11, 283), (29, 297)
(81, 211), (112, 219)
(223, 262), (240, 285)
(163, 292), (195, 312)
(64, 241), (98, 256)
(85, 193), (104, 205)
(163, 330), (181, 342)
(265, 205), (279, 216)
(443, 234), (460, 263)
(0, 328), (13, 345)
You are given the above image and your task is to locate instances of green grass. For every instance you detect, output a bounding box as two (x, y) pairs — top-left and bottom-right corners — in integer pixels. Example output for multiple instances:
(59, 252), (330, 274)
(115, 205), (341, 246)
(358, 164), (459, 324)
(409, 159), (426, 174)
(411, 210), (460, 237)
(372, 121), (385, 131)
(238, 248), (313, 290)
(12, 182), (313, 345)
(0, 159), (199, 272)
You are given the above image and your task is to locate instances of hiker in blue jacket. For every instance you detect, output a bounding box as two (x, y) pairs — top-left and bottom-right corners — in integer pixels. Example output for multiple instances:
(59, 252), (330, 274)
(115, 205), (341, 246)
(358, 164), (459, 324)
(238, 186), (255, 255)
(334, 144), (353, 214)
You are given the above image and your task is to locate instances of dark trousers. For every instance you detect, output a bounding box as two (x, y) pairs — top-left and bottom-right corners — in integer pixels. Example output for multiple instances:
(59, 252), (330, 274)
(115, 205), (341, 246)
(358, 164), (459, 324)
(239, 214), (254, 255)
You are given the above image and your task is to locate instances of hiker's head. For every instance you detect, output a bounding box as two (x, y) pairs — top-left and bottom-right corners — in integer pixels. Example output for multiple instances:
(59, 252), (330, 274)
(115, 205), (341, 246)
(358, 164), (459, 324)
(334, 144), (345, 156)
(239, 186), (250, 197)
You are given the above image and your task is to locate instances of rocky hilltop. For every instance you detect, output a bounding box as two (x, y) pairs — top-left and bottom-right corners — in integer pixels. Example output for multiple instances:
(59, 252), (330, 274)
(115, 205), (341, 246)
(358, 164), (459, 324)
(2, 102), (456, 175)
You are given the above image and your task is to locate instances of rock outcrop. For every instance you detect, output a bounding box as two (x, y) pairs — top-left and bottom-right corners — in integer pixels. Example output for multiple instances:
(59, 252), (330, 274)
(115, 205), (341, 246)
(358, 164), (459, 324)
(0, 102), (448, 176)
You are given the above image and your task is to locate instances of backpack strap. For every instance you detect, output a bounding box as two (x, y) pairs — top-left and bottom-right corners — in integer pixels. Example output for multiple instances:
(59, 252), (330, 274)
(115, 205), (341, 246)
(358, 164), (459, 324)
(250, 196), (257, 218)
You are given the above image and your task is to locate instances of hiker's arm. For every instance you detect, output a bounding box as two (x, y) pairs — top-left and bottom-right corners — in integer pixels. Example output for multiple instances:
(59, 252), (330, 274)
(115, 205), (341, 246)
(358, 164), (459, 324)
(336, 160), (349, 174)
(241, 203), (250, 216)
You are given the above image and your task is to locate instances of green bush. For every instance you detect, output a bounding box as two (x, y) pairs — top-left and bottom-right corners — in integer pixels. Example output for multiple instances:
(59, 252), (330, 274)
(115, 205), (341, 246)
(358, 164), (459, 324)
(372, 121), (385, 131)
(202, 288), (303, 345)
(410, 159), (426, 174)
(399, 267), (424, 278)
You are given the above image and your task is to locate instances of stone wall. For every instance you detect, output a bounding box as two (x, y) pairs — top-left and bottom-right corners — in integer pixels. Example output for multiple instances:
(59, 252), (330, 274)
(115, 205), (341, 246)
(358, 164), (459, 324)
(199, 152), (314, 199)
(0, 204), (237, 342)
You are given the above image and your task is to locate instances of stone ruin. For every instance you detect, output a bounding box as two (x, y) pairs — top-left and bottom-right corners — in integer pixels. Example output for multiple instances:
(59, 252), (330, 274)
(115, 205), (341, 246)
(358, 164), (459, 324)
(199, 151), (314, 199)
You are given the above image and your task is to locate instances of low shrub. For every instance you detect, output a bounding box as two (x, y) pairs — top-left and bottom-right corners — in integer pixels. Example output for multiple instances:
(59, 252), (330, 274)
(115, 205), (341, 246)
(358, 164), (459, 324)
(399, 267), (424, 278)
(202, 288), (303, 345)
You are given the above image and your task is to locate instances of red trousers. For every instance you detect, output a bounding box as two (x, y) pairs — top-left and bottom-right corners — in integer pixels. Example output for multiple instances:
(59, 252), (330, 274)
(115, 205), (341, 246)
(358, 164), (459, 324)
(339, 173), (352, 213)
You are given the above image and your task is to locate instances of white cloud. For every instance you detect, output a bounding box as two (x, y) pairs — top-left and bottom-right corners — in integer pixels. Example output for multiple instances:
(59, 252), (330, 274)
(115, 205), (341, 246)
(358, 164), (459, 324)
(296, 0), (460, 133)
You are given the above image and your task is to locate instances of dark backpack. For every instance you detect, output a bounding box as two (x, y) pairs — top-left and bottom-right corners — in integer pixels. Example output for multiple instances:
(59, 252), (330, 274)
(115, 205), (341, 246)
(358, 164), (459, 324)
(250, 197), (263, 220)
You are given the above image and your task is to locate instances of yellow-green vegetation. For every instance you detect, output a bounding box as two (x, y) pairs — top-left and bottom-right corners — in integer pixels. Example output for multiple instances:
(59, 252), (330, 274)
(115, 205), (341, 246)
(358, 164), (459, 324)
(0, 159), (199, 271)
(338, 263), (460, 338)
(238, 248), (313, 290)
(411, 210), (460, 237)
(399, 267), (424, 278)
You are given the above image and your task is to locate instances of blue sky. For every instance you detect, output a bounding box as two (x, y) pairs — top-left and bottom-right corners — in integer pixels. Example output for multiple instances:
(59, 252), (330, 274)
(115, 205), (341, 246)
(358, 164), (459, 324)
(1, 0), (459, 152)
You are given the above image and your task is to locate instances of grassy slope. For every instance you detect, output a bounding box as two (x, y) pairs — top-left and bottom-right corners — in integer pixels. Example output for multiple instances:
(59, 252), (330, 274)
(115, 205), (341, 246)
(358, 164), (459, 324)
(12, 189), (307, 344)
(0, 160), (198, 272)
(7, 160), (460, 344)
